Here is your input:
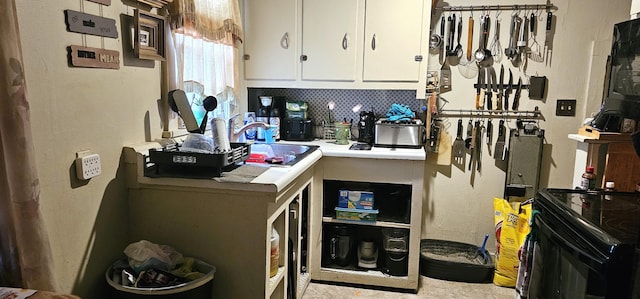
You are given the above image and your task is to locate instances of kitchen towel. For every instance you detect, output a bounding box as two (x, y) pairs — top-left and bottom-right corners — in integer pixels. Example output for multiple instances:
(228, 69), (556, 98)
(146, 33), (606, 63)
(213, 164), (269, 183)
(386, 103), (415, 121)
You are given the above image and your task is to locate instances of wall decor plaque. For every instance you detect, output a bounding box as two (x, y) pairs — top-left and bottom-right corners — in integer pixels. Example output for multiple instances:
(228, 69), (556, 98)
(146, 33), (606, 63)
(86, 0), (111, 5)
(134, 9), (166, 61)
(68, 45), (120, 69)
(64, 10), (118, 38)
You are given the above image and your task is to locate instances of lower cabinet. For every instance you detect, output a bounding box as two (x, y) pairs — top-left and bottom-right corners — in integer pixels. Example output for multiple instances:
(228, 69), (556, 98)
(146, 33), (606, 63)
(309, 157), (425, 291)
(128, 168), (314, 299)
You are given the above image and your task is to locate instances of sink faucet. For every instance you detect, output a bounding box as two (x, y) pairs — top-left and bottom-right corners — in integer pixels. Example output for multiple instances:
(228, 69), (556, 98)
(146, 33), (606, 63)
(227, 113), (271, 142)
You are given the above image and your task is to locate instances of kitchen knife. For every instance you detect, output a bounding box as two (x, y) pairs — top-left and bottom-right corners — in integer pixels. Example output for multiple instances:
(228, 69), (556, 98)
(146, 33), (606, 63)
(504, 69), (513, 111)
(512, 77), (523, 111)
(497, 65), (504, 111)
(485, 67), (493, 111)
(486, 120), (492, 146)
(489, 66), (498, 111)
(475, 70), (482, 109)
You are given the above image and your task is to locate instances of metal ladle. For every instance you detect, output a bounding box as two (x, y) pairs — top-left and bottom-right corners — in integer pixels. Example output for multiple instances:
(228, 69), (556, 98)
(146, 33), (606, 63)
(474, 14), (492, 66)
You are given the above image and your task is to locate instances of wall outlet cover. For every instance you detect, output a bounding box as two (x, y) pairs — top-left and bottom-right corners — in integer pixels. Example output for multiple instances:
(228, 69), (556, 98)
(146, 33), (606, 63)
(556, 99), (576, 116)
(75, 153), (101, 180)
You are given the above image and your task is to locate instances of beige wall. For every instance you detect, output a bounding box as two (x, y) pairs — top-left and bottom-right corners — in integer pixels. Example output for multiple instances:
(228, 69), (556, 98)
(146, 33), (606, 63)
(12, 0), (632, 297)
(16, 1), (163, 297)
(422, 0), (631, 246)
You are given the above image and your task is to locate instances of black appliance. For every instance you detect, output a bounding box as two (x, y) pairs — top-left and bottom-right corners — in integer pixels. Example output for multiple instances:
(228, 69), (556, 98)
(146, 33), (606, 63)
(248, 95), (286, 139)
(283, 118), (314, 141)
(323, 224), (353, 267)
(592, 18), (640, 131)
(527, 188), (640, 299)
(357, 110), (376, 145)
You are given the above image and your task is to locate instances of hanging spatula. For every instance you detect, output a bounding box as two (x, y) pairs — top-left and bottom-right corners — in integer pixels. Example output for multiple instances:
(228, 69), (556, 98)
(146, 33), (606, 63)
(452, 119), (465, 164)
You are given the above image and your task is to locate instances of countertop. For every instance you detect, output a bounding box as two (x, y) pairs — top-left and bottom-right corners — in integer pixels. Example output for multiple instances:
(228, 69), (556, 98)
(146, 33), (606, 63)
(123, 139), (426, 193)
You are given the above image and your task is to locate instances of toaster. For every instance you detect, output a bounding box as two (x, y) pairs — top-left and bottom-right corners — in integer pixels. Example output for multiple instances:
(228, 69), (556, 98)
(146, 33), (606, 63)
(374, 119), (424, 148)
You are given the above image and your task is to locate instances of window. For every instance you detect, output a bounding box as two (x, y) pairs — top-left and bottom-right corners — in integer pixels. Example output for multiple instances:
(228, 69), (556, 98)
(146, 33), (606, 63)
(166, 0), (243, 134)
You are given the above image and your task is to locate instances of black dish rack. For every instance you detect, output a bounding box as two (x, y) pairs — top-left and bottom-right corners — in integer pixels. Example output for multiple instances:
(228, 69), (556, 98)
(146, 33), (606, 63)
(144, 143), (251, 179)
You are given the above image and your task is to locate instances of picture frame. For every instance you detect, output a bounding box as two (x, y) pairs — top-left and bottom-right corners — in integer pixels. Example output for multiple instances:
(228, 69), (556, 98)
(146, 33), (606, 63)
(134, 9), (166, 61)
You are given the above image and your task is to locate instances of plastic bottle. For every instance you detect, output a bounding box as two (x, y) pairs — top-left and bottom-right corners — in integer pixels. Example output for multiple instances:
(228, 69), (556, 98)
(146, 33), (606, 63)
(270, 108), (281, 141)
(243, 112), (256, 141)
(580, 166), (596, 190)
(270, 227), (279, 278)
(256, 108), (268, 141)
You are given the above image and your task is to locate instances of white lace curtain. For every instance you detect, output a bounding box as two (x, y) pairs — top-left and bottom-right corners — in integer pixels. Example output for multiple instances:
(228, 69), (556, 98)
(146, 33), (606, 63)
(166, 0), (243, 129)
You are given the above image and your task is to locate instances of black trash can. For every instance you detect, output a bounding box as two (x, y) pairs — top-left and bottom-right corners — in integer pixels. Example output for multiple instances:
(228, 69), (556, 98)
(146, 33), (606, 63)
(106, 258), (216, 299)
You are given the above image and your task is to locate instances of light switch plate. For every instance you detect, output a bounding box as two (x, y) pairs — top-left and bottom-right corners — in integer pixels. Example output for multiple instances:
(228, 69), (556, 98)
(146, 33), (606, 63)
(556, 99), (576, 116)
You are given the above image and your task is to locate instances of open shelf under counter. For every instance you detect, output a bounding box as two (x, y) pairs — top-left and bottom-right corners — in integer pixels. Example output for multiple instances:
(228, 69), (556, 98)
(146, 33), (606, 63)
(322, 217), (411, 229)
(296, 272), (310, 298)
(316, 267), (418, 291)
(268, 266), (286, 297)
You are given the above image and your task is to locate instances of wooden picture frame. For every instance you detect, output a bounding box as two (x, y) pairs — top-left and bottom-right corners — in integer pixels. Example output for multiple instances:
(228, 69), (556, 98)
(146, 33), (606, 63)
(134, 9), (166, 61)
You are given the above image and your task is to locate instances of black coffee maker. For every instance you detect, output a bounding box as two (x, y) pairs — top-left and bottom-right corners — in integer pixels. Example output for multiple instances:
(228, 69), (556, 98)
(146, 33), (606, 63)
(358, 110), (375, 145)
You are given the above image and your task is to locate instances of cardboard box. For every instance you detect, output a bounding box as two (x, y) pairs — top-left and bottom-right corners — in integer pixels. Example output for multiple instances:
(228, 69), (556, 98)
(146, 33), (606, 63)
(338, 190), (374, 210)
(335, 207), (378, 222)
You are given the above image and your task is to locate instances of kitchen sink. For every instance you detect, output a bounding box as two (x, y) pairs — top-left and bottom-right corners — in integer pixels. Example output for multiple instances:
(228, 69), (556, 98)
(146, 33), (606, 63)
(248, 143), (319, 167)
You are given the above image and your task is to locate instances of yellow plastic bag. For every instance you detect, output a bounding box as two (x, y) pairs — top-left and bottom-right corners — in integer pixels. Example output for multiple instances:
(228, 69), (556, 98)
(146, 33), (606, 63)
(493, 198), (532, 287)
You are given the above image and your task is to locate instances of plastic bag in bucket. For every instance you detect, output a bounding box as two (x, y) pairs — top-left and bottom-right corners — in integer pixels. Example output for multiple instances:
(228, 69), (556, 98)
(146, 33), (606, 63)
(493, 198), (532, 287)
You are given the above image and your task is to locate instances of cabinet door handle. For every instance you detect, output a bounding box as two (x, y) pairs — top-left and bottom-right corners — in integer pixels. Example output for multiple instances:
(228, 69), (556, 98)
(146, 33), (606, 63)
(342, 33), (348, 50)
(371, 34), (376, 50)
(281, 32), (289, 49)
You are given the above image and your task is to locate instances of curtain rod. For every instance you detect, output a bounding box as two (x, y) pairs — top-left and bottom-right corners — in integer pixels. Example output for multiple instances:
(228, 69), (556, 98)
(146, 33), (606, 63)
(437, 4), (556, 12)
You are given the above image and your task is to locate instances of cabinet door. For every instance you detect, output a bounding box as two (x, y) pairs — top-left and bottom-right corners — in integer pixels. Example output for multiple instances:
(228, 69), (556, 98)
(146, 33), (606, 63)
(244, 0), (297, 80)
(301, 0), (360, 81)
(362, 0), (424, 82)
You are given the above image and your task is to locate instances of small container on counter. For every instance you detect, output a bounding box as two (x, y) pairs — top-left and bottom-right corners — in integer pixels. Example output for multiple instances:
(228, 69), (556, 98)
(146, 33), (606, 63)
(580, 166), (596, 190)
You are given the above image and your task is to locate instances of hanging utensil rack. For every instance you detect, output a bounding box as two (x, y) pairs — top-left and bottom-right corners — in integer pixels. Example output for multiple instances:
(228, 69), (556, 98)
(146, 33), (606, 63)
(438, 109), (543, 120)
(437, 3), (556, 13)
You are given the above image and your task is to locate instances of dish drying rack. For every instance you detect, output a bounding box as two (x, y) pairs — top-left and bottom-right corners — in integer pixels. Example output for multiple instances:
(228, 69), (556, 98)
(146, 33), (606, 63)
(144, 143), (251, 178)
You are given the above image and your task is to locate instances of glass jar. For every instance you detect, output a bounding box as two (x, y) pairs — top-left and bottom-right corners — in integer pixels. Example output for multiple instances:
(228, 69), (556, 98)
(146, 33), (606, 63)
(334, 122), (350, 145)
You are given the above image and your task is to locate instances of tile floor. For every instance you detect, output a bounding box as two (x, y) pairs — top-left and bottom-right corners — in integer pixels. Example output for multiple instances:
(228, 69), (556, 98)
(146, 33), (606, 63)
(302, 276), (516, 299)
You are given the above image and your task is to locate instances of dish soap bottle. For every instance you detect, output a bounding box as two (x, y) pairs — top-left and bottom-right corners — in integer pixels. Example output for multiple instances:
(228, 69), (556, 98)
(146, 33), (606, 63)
(580, 166), (596, 190)
(270, 227), (279, 277)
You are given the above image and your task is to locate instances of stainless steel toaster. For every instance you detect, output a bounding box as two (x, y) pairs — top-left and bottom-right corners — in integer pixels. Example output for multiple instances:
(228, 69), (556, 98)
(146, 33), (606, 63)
(374, 119), (424, 148)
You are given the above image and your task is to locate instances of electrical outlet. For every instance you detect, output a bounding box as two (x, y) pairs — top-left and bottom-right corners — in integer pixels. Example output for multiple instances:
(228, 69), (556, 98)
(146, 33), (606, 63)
(75, 152), (101, 180)
(556, 99), (576, 116)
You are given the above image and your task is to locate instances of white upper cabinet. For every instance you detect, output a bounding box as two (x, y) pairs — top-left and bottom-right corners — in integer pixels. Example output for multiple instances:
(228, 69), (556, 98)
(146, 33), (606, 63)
(243, 0), (297, 80)
(301, 0), (360, 81)
(362, 0), (424, 82)
(242, 0), (430, 94)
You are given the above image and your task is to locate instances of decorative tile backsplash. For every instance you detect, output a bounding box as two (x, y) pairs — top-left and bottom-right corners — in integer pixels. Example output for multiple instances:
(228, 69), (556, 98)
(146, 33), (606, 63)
(247, 88), (424, 126)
